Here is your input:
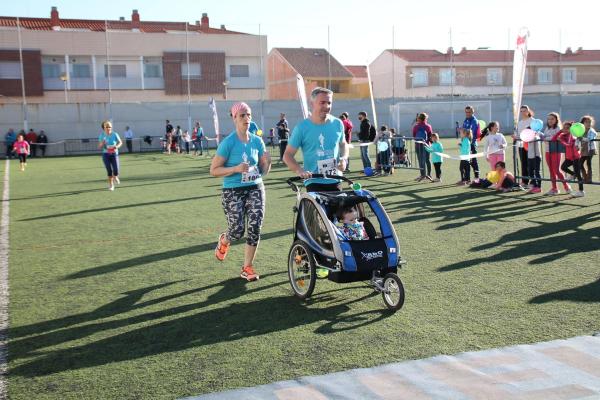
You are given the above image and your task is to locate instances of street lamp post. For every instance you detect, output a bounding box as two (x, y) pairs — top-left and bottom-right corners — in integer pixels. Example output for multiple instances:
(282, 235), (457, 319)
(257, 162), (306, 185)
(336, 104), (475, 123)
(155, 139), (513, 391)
(223, 81), (229, 100)
(60, 73), (68, 103)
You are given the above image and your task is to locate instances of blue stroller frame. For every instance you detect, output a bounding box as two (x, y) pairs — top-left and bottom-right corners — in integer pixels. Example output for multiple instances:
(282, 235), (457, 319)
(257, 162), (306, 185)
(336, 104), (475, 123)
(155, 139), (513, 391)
(286, 174), (406, 310)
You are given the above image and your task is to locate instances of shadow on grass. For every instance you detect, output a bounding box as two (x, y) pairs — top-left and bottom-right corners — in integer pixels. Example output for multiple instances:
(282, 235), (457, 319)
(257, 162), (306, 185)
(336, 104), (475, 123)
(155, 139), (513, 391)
(438, 211), (600, 272)
(19, 193), (217, 221)
(529, 278), (600, 303)
(10, 288), (392, 376)
(64, 228), (293, 280)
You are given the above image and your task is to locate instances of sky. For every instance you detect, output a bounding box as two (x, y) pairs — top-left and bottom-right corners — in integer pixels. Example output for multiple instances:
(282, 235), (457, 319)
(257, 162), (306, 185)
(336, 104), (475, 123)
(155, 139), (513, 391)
(3, 0), (600, 65)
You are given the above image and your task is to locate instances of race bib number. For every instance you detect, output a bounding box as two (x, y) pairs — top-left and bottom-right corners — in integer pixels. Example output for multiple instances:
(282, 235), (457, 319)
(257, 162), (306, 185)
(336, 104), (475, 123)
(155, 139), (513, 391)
(317, 158), (339, 176)
(107, 146), (116, 154)
(241, 166), (261, 183)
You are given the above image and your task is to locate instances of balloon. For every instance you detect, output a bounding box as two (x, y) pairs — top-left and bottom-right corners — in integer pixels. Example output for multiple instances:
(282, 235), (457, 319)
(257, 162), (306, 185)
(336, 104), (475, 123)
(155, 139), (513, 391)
(570, 122), (585, 138)
(478, 120), (487, 130)
(256, 129), (263, 137)
(377, 141), (389, 152)
(530, 119), (544, 132)
(364, 167), (374, 177)
(352, 182), (362, 191)
(520, 129), (536, 143)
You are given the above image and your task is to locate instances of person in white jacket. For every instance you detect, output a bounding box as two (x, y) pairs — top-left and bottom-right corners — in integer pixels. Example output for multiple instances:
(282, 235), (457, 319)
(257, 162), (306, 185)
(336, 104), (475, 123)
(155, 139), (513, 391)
(580, 115), (597, 183)
(483, 121), (507, 171)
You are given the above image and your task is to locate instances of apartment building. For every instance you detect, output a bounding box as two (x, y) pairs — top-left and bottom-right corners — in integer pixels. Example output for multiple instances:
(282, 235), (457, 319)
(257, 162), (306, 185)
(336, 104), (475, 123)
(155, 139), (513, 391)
(0, 7), (267, 103)
(369, 47), (600, 98)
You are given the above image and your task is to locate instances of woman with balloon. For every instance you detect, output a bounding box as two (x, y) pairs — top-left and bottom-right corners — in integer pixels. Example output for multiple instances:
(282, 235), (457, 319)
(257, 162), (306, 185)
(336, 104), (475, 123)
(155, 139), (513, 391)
(558, 121), (585, 198)
(523, 117), (545, 193)
(514, 105), (534, 187)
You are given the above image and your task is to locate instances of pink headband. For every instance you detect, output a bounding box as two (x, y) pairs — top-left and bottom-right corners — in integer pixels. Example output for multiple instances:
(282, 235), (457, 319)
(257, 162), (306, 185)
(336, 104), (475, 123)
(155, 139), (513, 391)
(230, 102), (251, 118)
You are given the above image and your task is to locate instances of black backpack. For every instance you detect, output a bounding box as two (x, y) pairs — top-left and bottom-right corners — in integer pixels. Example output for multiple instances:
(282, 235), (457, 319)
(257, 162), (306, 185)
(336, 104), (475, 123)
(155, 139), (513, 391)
(369, 125), (377, 142)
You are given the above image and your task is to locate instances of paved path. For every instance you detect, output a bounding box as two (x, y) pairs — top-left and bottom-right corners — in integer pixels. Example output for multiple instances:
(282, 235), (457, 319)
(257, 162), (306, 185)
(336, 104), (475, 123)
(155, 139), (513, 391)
(185, 335), (600, 400)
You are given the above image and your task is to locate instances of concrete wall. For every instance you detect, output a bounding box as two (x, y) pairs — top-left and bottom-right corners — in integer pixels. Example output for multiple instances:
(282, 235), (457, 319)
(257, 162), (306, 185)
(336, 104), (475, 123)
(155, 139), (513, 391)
(2, 94), (600, 144)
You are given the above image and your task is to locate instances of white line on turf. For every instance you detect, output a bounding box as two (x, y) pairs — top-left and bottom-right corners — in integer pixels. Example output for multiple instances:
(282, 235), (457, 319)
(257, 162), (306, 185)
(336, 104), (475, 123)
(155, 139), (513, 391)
(0, 159), (10, 400)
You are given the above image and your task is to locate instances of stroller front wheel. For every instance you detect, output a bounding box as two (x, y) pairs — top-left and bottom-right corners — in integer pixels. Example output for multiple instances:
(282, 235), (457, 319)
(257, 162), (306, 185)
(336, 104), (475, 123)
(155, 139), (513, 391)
(382, 273), (405, 311)
(288, 240), (316, 300)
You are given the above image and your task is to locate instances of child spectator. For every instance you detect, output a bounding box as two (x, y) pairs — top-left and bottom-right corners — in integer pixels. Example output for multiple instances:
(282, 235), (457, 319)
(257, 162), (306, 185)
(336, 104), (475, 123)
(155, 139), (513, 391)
(527, 127), (543, 194)
(558, 121), (584, 197)
(492, 161), (517, 192)
(541, 112), (569, 196)
(375, 125), (392, 175)
(337, 206), (368, 241)
(457, 128), (472, 185)
(483, 121), (507, 171)
(580, 115), (597, 183)
(425, 132), (444, 182)
(13, 133), (30, 171)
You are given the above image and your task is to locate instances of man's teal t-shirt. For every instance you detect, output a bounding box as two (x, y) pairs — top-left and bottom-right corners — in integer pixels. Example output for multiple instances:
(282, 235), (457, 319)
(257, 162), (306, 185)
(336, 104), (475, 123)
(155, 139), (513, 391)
(98, 132), (121, 154)
(289, 115), (344, 186)
(216, 131), (266, 189)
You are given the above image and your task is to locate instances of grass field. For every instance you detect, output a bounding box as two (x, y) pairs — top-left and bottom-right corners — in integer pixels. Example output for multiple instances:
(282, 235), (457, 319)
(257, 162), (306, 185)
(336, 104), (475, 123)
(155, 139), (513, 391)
(3, 139), (600, 399)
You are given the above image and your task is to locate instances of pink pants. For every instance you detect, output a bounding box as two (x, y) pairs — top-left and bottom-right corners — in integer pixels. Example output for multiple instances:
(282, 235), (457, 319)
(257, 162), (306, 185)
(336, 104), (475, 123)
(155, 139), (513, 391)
(545, 152), (569, 191)
(488, 153), (504, 171)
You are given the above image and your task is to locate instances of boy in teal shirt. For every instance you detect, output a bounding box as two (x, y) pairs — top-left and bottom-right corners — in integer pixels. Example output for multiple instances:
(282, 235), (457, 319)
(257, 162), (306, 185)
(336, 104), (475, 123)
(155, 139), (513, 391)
(425, 132), (444, 182)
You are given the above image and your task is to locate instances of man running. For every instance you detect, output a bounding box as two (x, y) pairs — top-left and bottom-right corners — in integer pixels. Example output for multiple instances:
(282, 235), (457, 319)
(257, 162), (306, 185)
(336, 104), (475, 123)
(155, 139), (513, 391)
(283, 87), (348, 192)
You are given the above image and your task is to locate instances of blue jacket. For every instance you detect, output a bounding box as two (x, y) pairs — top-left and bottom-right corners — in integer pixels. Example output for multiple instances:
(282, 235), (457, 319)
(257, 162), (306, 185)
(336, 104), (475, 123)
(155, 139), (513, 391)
(463, 116), (480, 148)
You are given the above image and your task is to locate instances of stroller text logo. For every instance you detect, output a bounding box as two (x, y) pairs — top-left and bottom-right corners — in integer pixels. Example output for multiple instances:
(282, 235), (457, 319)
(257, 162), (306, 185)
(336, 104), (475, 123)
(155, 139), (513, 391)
(361, 251), (384, 261)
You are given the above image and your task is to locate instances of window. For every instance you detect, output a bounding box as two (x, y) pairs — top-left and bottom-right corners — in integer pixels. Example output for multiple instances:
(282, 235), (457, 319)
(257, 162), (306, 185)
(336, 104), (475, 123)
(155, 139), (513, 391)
(181, 62), (201, 79)
(523, 68), (529, 85)
(487, 68), (503, 85)
(71, 64), (91, 78)
(104, 64), (127, 78)
(537, 68), (553, 84)
(330, 82), (341, 93)
(439, 68), (455, 86)
(0, 61), (22, 79)
(562, 68), (576, 84)
(301, 199), (332, 250)
(411, 68), (428, 87)
(42, 63), (61, 78)
(144, 64), (162, 78)
(230, 65), (249, 78)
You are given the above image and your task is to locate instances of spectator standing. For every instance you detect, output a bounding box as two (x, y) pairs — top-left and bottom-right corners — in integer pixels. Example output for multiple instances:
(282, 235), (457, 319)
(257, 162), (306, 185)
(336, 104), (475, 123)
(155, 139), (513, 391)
(124, 126), (134, 153)
(276, 113), (289, 162)
(357, 111), (373, 171)
(193, 121), (204, 155)
(540, 112), (569, 196)
(37, 130), (48, 157)
(25, 129), (37, 158)
(412, 112), (433, 181)
(182, 130), (191, 154)
(5, 129), (16, 159)
(340, 112), (353, 171)
(514, 105), (534, 186)
(579, 115), (597, 183)
(463, 105), (481, 182)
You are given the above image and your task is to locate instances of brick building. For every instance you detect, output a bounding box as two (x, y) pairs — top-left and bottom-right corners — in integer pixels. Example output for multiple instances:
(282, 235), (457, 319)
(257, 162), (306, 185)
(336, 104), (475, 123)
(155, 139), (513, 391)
(0, 7), (267, 104)
(369, 48), (600, 99)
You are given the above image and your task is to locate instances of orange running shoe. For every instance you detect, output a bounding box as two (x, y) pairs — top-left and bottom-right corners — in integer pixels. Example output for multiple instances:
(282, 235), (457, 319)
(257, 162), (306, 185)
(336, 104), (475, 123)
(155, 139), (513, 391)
(214, 233), (230, 261)
(240, 265), (259, 281)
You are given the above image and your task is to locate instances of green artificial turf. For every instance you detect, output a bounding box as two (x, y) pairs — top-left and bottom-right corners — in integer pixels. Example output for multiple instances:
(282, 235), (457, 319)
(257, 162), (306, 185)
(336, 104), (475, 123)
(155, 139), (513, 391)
(4, 140), (600, 399)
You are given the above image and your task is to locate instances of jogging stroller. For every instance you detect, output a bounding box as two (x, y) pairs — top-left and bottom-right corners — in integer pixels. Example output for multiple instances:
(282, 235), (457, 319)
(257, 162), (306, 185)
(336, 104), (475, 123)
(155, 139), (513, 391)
(392, 136), (411, 168)
(286, 174), (405, 311)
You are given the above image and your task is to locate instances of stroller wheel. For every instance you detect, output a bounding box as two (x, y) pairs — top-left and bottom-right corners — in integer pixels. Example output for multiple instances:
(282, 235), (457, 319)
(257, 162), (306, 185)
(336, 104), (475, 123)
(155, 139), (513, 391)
(288, 240), (316, 300)
(382, 273), (405, 311)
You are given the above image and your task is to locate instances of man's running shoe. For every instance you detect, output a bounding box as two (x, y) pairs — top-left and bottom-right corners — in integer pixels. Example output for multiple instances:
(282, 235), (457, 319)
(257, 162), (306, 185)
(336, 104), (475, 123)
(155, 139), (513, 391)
(241, 265), (259, 281)
(214, 233), (230, 261)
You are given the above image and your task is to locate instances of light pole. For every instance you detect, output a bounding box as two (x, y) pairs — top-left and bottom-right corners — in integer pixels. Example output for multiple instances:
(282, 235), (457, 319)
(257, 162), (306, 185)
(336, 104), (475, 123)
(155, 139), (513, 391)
(223, 81), (229, 100)
(60, 73), (68, 103)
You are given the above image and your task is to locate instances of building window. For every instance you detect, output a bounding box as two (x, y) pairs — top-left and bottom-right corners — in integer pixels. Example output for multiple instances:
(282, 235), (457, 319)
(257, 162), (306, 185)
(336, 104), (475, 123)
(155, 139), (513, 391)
(487, 68), (503, 85)
(562, 68), (576, 84)
(537, 68), (552, 84)
(71, 64), (91, 78)
(181, 63), (201, 79)
(104, 64), (127, 78)
(439, 68), (455, 86)
(144, 64), (162, 78)
(42, 63), (62, 79)
(330, 82), (341, 93)
(0, 61), (22, 79)
(523, 68), (529, 85)
(230, 65), (249, 78)
(411, 68), (428, 87)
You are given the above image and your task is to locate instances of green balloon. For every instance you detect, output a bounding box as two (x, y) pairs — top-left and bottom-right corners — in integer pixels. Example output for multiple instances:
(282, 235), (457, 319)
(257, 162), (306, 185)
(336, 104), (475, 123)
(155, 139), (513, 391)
(570, 122), (585, 138)
(352, 182), (362, 191)
(478, 120), (487, 130)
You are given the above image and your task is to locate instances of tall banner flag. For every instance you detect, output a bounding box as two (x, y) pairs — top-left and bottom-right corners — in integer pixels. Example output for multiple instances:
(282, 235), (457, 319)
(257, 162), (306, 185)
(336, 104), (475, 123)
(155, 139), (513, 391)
(512, 27), (530, 131)
(208, 97), (220, 144)
(366, 65), (378, 130)
(296, 74), (309, 119)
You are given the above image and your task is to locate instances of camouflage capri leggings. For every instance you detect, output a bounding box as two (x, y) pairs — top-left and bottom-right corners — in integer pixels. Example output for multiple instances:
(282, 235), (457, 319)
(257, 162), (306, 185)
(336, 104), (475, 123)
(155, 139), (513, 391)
(221, 186), (265, 246)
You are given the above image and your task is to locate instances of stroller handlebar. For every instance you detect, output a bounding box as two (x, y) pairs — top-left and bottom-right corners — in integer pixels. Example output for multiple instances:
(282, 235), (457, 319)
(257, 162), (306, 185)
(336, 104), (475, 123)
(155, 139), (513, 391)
(286, 174), (354, 191)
